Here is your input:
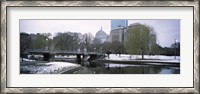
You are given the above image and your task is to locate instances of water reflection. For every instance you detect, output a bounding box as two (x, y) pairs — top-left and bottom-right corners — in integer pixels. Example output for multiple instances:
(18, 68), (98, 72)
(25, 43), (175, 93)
(54, 55), (180, 74)
(159, 69), (174, 74)
(72, 63), (180, 74)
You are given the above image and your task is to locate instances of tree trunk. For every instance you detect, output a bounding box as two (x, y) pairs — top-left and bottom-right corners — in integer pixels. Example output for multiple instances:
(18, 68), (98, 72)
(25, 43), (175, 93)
(142, 51), (144, 60)
(142, 55), (144, 60)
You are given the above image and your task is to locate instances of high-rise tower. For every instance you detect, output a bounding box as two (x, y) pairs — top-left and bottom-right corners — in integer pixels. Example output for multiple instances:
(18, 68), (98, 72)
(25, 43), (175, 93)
(111, 20), (128, 30)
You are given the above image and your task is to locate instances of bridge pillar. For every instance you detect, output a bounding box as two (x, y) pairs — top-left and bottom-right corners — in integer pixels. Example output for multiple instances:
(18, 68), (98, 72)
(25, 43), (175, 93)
(76, 55), (81, 64)
(82, 53), (90, 66)
(43, 53), (50, 61)
(42, 53), (55, 61)
(50, 54), (55, 61)
(88, 54), (97, 62)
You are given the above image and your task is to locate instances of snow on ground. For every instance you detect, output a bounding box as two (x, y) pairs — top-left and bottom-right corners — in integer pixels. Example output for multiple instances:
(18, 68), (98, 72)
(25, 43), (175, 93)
(21, 62), (80, 74)
(106, 54), (180, 61)
(20, 58), (35, 62)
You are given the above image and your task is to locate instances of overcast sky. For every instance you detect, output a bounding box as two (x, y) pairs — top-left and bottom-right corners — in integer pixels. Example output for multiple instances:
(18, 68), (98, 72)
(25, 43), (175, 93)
(20, 19), (180, 47)
(128, 20), (180, 48)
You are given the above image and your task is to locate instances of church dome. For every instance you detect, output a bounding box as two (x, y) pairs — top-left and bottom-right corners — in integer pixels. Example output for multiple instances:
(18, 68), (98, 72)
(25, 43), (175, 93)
(96, 30), (107, 38)
(95, 27), (107, 43)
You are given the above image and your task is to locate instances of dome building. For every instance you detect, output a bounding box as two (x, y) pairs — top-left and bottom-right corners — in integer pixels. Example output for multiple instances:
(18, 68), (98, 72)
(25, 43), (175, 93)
(94, 27), (107, 44)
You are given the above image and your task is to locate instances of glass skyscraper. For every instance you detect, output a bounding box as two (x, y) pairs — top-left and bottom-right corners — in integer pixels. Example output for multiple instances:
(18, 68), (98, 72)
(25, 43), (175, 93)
(111, 20), (128, 30)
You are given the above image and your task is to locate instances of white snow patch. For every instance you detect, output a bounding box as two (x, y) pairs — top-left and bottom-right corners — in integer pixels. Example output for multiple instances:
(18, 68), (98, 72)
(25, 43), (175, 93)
(106, 54), (180, 61)
(21, 62), (80, 74)
(20, 58), (35, 62)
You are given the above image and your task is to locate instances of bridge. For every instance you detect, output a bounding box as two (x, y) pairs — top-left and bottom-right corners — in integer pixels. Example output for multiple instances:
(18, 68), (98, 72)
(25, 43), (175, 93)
(26, 50), (105, 66)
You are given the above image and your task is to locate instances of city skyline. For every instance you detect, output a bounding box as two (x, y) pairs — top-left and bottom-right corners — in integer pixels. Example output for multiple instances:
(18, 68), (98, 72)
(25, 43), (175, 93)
(20, 19), (180, 47)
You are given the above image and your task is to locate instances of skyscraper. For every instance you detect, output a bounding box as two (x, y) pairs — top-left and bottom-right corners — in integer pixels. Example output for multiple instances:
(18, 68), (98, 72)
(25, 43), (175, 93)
(110, 20), (128, 43)
(111, 20), (128, 30)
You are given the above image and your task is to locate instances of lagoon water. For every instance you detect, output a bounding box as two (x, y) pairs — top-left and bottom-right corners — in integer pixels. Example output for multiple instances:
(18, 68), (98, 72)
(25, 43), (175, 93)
(69, 63), (180, 74)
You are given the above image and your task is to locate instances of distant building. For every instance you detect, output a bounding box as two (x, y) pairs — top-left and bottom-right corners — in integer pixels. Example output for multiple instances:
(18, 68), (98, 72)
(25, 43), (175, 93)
(110, 26), (127, 44)
(111, 20), (128, 30)
(94, 27), (107, 44)
(106, 35), (111, 42)
(109, 20), (128, 44)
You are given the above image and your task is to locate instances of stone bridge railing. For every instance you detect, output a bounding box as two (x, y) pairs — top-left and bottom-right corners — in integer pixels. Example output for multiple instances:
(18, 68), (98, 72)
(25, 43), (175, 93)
(25, 50), (104, 66)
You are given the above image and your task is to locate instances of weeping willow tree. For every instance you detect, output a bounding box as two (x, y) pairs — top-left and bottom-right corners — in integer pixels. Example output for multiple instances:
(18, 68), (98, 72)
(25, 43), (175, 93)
(125, 23), (157, 59)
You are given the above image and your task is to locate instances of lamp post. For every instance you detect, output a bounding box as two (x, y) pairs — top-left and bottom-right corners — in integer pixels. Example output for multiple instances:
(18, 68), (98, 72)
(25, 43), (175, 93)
(50, 37), (53, 52)
(49, 37), (54, 61)
(84, 42), (87, 52)
(157, 41), (160, 55)
(94, 48), (96, 52)
(100, 47), (102, 53)
(78, 42), (80, 52)
(72, 37), (75, 51)
(174, 39), (178, 59)
(85, 34), (88, 52)
(45, 38), (48, 51)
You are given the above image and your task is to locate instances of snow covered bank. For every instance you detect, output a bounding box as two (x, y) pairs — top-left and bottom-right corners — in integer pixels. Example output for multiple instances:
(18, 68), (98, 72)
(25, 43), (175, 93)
(20, 62), (80, 74)
(106, 54), (180, 61)
(20, 58), (35, 62)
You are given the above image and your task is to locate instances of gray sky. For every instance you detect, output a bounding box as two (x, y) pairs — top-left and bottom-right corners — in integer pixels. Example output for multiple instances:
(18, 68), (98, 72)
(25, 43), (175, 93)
(20, 20), (111, 36)
(20, 19), (180, 47)
(128, 20), (180, 47)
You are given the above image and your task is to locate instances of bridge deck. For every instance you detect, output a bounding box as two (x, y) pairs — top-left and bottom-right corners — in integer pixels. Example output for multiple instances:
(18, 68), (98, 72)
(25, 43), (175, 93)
(29, 51), (99, 55)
